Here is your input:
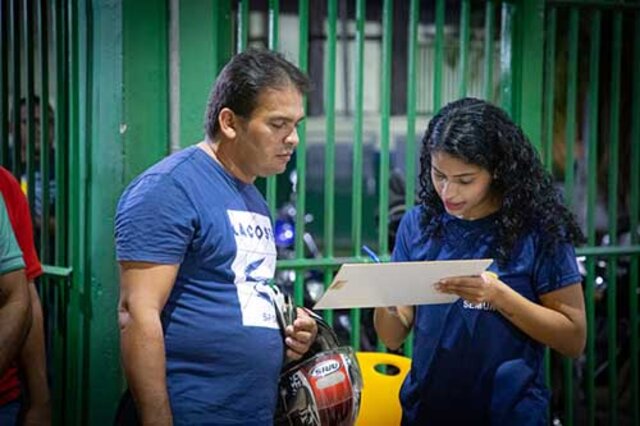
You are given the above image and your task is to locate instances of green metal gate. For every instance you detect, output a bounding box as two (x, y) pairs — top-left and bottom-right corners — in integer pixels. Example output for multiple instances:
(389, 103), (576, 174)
(542, 2), (640, 425)
(0, 0), (638, 425)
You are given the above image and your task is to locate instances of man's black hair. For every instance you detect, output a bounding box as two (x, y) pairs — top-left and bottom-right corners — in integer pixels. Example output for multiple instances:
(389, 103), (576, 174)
(204, 49), (311, 140)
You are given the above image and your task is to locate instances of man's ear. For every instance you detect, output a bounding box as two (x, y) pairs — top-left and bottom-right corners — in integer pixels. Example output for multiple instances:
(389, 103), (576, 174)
(218, 108), (238, 139)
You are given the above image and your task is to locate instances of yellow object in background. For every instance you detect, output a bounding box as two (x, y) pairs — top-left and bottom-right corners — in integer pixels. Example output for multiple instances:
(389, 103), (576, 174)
(20, 177), (28, 195)
(355, 351), (411, 426)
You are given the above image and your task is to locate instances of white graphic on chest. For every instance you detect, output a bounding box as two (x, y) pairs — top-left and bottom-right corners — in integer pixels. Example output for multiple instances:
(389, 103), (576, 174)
(227, 210), (278, 329)
(463, 300), (496, 311)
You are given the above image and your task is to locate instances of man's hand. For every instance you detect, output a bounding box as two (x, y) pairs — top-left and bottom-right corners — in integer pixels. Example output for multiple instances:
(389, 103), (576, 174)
(284, 308), (318, 360)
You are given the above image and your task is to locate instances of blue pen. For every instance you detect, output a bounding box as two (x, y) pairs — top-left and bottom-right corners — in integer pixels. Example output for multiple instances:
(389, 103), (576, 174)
(361, 245), (381, 263)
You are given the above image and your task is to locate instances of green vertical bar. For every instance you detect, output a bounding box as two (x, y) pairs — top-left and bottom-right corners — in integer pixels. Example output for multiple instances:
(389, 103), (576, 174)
(630, 12), (640, 426)
(268, 0), (279, 50)
(294, 0), (308, 308)
(53, 1), (68, 423)
(89, 0), (134, 420)
(543, 7), (556, 172)
(564, 8), (578, 210)
(401, 0), (418, 212)
(378, 0), (391, 258)
(323, 0), (337, 325)
(499, 2), (514, 116)
(350, 0), (365, 349)
(0, 0), (8, 167)
(124, 0), (169, 179)
(516, 0), (544, 146)
(376, 0), (392, 353)
(405, 0), (417, 210)
(24, 0), (36, 212)
(55, 0), (68, 268)
(403, 0), (418, 358)
(266, 0), (279, 216)
(179, 0), (231, 150)
(483, 0), (495, 102)
(212, 2), (232, 82)
(433, 0), (444, 112)
(352, 0), (365, 257)
(38, 0), (50, 262)
(10, 0), (21, 176)
(236, 0), (249, 53)
(79, 0), (93, 419)
(562, 11), (579, 424)
(606, 12), (622, 424)
(458, 0), (470, 98)
(66, 0), (82, 422)
(585, 11), (601, 426)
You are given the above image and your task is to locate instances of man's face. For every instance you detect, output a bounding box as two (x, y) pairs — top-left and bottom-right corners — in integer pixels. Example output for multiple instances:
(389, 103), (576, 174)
(20, 104), (41, 163)
(19, 104), (53, 164)
(233, 85), (305, 180)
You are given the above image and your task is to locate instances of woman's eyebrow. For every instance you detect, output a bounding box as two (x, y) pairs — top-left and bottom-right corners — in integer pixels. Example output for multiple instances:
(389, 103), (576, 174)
(432, 165), (477, 178)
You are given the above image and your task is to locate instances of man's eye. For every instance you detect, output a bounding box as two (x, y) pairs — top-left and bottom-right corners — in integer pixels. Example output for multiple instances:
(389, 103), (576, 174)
(459, 179), (473, 185)
(271, 122), (286, 129)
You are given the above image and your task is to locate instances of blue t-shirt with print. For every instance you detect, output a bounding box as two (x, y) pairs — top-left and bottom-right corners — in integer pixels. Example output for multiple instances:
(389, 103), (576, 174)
(115, 146), (284, 425)
(394, 206), (581, 426)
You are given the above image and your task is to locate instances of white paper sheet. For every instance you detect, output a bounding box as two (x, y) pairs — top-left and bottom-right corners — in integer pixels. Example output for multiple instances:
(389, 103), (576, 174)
(313, 259), (494, 309)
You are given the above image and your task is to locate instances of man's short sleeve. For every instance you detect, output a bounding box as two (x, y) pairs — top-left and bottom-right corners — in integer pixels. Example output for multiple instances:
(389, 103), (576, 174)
(533, 240), (582, 295)
(0, 196), (25, 275)
(115, 174), (197, 265)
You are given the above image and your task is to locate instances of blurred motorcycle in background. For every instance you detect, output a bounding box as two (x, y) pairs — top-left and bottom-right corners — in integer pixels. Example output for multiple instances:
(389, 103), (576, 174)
(273, 172), (378, 350)
(273, 171), (325, 308)
(574, 220), (639, 424)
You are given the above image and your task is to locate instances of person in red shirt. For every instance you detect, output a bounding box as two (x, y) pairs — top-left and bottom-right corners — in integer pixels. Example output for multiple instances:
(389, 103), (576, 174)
(0, 167), (50, 425)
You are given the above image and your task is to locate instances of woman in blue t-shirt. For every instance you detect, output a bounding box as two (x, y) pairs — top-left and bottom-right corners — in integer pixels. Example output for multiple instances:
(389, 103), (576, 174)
(374, 98), (586, 425)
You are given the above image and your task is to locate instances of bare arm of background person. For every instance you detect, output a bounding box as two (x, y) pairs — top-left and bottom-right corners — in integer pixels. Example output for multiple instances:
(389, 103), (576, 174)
(119, 262), (178, 426)
(0, 269), (32, 374)
(19, 281), (51, 425)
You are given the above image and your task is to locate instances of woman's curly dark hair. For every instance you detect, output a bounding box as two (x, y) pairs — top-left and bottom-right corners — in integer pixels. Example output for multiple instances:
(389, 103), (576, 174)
(418, 97), (584, 265)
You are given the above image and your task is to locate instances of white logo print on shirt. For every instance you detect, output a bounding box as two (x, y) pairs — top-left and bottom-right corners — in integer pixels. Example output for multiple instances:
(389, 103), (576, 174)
(463, 300), (496, 311)
(227, 210), (278, 329)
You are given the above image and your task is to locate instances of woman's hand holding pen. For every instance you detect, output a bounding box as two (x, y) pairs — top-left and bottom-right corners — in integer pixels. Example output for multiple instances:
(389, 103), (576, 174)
(435, 271), (504, 305)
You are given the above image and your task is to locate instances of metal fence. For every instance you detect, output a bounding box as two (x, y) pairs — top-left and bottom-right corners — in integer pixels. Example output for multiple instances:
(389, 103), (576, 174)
(0, 0), (637, 425)
(542, 2), (640, 424)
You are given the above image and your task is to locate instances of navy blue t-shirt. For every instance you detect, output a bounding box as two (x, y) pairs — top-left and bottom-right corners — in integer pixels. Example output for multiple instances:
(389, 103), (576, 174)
(394, 206), (581, 426)
(115, 146), (284, 425)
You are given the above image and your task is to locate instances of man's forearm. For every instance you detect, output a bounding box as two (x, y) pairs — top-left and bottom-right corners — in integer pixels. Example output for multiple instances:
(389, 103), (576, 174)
(120, 311), (173, 426)
(19, 282), (51, 416)
(0, 270), (32, 374)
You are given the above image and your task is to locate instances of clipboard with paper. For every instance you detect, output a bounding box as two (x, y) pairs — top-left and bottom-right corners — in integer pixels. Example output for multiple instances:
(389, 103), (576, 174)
(313, 258), (493, 310)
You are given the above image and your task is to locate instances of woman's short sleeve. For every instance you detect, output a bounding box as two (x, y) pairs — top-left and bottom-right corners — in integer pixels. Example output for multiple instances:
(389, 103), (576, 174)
(391, 208), (419, 262)
(533, 241), (582, 295)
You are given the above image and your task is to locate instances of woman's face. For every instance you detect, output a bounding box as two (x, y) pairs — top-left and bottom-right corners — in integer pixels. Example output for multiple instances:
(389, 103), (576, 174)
(430, 151), (501, 220)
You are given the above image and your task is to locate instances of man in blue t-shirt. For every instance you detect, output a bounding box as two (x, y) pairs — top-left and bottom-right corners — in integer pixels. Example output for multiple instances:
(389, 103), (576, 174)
(115, 49), (317, 425)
